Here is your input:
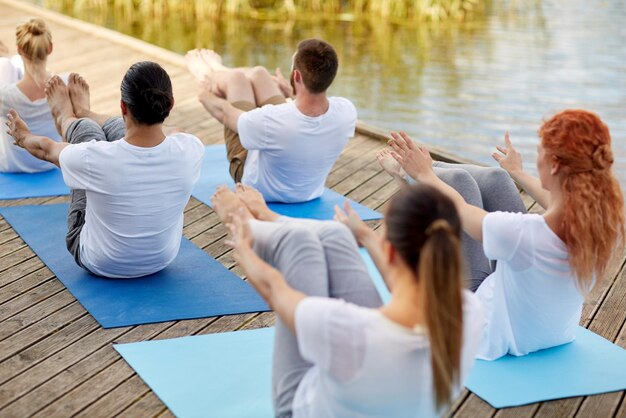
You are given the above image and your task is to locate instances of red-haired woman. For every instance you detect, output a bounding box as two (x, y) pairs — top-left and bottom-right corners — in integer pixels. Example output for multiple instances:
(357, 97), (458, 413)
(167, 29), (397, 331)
(388, 109), (625, 360)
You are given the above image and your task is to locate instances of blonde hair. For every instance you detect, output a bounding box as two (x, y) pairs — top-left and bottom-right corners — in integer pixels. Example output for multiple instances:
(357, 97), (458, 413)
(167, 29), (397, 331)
(539, 109), (625, 291)
(16, 18), (52, 62)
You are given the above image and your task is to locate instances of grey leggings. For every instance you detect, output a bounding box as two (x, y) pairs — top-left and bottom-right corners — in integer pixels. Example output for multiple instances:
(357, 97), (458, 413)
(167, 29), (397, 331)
(248, 218), (383, 418)
(432, 162), (527, 290)
(65, 117), (125, 268)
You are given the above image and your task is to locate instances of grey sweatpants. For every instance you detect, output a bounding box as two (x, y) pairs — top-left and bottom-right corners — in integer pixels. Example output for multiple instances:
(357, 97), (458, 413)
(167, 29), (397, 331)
(248, 218), (383, 418)
(433, 162), (527, 290)
(65, 117), (126, 268)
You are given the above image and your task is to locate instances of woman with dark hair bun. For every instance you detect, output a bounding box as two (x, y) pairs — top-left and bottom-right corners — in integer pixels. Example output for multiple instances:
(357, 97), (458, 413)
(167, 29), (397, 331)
(6, 61), (205, 278)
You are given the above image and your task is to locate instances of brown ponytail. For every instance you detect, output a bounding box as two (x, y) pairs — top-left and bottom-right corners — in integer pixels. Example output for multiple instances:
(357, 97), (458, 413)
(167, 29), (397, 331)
(386, 184), (464, 408)
(16, 18), (52, 62)
(419, 221), (464, 408)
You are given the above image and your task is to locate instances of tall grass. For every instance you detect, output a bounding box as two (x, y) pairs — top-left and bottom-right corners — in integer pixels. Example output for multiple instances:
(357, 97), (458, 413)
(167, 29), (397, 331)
(45, 0), (486, 21)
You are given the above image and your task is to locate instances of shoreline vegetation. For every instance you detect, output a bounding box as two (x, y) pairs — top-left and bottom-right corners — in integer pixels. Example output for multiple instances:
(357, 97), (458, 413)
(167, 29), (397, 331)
(42, 0), (487, 22)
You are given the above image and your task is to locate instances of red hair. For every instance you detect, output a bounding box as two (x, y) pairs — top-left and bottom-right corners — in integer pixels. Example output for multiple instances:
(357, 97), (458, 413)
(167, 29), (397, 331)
(539, 109), (625, 291)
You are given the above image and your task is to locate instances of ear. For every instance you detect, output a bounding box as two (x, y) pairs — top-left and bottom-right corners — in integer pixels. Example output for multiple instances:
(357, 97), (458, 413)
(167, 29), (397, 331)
(120, 100), (128, 116)
(48, 42), (53, 55)
(550, 155), (561, 176)
(292, 69), (302, 84)
(383, 239), (396, 266)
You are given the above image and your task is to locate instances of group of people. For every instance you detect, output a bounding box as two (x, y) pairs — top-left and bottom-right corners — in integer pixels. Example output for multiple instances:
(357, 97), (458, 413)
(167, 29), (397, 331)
(2, 17), (624, 418)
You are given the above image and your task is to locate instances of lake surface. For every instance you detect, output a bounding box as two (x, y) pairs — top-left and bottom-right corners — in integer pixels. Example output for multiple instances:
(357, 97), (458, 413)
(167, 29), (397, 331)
(39, 0), (626, 180)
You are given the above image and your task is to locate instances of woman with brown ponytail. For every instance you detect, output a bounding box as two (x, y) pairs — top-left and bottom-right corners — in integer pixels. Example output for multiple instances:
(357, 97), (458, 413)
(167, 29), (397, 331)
(0, 18), (61, 172)
(388, 109), (625, 360)
(211, 183), (484, 417)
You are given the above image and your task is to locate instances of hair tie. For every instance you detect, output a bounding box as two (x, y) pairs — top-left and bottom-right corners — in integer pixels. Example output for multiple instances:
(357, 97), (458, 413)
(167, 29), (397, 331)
(426, 219), (451, 236)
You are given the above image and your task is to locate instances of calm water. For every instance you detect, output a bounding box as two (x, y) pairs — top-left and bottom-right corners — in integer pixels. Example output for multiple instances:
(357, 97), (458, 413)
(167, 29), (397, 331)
(41, 0), (626, 181)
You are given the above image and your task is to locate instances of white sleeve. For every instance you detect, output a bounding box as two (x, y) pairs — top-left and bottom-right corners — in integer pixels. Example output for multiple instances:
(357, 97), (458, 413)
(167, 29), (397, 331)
(58, 143), (92, 190)
(296, 297), (367, 382)
(237, 107), (268, 150)
(482, 211), (525, 261)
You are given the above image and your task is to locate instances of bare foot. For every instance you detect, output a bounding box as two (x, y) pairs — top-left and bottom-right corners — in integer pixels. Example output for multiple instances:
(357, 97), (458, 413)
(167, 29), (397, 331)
(377, 148), (407, 179)
(235, 183), (280, 222)
(68, 73), (91, 118)
(211, 185), (253, 224)
(6, 109), (31, 147)
(185, 49), (212, 82)
(45, 75), (74, 137)
(200, 49), (227, 72)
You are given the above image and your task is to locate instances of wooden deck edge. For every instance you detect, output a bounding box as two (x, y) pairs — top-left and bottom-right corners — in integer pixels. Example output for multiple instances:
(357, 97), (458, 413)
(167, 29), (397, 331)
(0, 0), (186, 68)
(356, 121), (482, 165)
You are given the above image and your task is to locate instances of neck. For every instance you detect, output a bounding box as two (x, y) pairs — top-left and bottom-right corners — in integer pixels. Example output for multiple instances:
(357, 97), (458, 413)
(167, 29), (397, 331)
(17, 61), (48, 100)
(380, 269), (424, 329)
(543, 184), (566, 240)
(294, 90), (329, 117)
(124, 120), (166, 147)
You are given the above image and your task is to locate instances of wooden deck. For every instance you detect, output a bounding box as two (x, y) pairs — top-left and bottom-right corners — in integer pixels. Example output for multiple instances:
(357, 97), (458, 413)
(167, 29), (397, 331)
(0, 1), (625, 417)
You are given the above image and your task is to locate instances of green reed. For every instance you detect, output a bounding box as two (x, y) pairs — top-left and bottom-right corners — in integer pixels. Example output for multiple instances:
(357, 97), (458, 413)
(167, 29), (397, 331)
(44, 0), (485, 21)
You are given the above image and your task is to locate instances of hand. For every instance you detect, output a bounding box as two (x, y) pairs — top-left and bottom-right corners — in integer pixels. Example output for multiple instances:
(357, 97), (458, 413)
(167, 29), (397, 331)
(6, 109), (29, 148)
(388, 131), (434, 181)
(272, 67), (293, 99)
(225, 208), (283, 299)
(334, 201), (372, 245)
(492, 132), (523, 175)
(198, 75), (224, 100)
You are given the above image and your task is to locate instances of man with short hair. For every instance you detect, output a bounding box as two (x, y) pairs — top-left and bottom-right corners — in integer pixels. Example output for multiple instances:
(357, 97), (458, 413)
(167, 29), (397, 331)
(186, 39), (357, 203)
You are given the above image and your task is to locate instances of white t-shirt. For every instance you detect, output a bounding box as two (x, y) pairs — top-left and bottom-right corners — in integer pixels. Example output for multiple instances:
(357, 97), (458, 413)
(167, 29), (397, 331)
(237, 97), (356, 203)
(475, 212), (584, 360)
(293, 291), (484, 418)
(0, 82), (61, 173)
(59, 133), (204, 278)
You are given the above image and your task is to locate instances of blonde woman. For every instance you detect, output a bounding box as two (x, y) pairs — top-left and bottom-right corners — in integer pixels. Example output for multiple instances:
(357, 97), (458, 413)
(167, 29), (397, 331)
(388, 109), (625, 360)
(0, 18), (60, 173)
(212, 183), (484, 417)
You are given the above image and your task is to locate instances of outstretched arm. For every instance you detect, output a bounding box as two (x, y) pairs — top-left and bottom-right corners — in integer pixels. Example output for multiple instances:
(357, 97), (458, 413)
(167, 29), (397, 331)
(198, 81), (245, 133)
(226, 209), (305, 333)
(6, 109), (69, 167)
(389, 132), (488, 242)
(334, 201), (395, 291)
(492, 132), (550, 209)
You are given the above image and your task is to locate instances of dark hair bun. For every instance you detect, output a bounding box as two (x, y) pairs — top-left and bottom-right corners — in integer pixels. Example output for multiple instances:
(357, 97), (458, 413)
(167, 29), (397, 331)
(120, 61), (173, 125)
(140, 87), (173, 121)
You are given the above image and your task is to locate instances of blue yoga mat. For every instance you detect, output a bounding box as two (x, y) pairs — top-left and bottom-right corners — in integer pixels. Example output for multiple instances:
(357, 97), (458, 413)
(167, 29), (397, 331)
(117, 325), (626, 416)
(0, 204), (268, 328)
(116, 328), (275, 418)
(0, 168), (69, 200)
(192, 144), (383, 221)
(466, 326), (626, 408)
(115, 250), (388, 417)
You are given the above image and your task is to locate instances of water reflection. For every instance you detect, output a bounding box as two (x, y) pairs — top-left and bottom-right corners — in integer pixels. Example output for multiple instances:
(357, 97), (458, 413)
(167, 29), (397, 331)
(40, 0), (626, 183)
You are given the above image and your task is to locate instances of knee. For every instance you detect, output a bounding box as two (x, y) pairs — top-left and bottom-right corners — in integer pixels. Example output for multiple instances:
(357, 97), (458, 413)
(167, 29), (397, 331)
(227, 69), (248, 86)
(437, 168), (476, 191)
(317, 222), (355, 245)
(436, 168), (482, 205)
(248, 66), (271, 83)
(278, 226), (321, 256)
(483, 167), (515, 188)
